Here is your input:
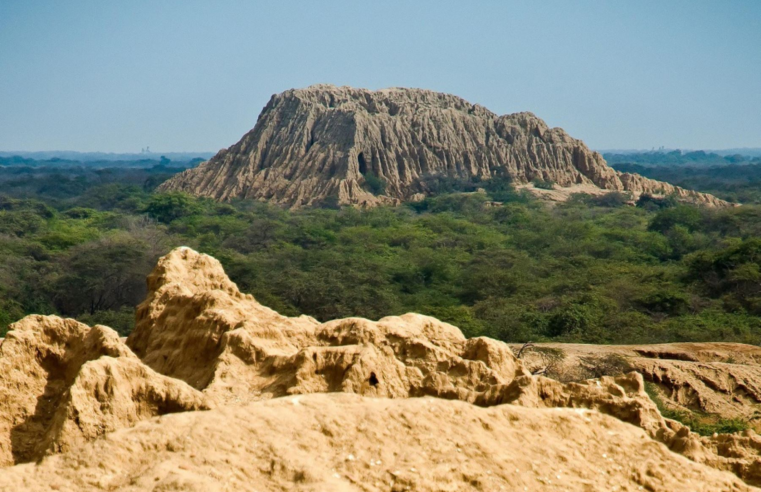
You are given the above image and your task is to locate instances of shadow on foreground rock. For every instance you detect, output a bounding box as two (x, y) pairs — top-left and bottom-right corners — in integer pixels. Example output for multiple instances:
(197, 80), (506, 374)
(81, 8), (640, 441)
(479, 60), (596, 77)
(0, 315), (209, 465)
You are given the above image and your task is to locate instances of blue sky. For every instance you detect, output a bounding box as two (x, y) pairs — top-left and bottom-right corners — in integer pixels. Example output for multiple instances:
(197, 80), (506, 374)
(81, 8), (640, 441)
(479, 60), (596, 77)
(0, 1), (759, 152)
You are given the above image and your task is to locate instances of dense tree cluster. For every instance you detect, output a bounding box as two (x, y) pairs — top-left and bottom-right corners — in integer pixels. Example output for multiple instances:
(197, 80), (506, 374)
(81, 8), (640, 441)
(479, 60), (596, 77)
(2, 163), (761, 346)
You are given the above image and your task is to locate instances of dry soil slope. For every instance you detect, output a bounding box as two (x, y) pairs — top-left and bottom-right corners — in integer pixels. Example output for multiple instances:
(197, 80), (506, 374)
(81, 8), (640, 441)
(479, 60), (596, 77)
(518, 342), (761, 424)
(160, 84), (728, 208)
(0, 393), (753, 492)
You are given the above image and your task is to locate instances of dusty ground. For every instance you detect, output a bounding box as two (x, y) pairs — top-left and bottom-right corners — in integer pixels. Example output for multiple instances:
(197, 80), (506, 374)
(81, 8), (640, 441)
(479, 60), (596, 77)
(515, 183), (620, 203)
(0, 393), (753, 492)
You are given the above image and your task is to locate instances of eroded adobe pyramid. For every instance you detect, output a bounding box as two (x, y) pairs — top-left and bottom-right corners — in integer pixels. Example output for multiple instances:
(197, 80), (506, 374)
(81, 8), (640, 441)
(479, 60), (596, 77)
(160, 85), (728, 208)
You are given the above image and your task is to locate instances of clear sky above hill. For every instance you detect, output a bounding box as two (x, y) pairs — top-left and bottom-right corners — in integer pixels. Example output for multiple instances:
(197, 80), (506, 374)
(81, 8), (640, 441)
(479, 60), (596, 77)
(1, 1), (759, 152)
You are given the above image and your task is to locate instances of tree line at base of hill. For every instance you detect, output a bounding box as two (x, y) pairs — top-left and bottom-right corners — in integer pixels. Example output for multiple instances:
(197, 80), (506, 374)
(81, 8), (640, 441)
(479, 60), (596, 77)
(2, 163), (761, 346)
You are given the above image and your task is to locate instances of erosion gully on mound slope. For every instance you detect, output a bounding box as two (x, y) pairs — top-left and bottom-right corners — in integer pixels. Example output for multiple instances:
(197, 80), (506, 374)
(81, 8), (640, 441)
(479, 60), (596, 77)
(0, 247), (759, 491)
(159, 85), (729, 208)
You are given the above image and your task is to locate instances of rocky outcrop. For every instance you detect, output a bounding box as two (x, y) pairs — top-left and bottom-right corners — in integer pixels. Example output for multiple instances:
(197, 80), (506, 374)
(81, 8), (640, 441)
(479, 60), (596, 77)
(4, 247), (761, 489)
(619, 172), (728, 205)
(494, 369), (761, 487)
(127, 247), (527, 404)
(517, 342), (761, 424)
(0, 315), (209, 465)
(160, 85), (729, 207)
(516, 342), (761, 484)
(123, 248), (761, 486)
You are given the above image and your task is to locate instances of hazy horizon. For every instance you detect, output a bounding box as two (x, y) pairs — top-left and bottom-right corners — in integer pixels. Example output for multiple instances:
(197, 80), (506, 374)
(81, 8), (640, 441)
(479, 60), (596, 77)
(4, 148), (761, 158)
(1, 1), (759, 152)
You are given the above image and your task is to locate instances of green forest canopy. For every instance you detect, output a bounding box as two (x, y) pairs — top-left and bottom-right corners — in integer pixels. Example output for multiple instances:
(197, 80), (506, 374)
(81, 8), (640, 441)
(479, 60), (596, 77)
(2, 160), (761, 347)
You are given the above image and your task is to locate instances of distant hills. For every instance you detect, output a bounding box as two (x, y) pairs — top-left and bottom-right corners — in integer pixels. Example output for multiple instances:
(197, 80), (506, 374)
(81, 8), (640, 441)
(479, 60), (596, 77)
(0, 151), (215, 163)
(716, 148), (761, 157)
(604, 150), (761, 167)
(0, 151), (214, 170)
(598, 148), (761, 157)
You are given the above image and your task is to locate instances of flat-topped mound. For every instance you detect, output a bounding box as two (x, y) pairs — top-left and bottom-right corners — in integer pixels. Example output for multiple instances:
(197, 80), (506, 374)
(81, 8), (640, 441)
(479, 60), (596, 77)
(160, 85), (728, 207)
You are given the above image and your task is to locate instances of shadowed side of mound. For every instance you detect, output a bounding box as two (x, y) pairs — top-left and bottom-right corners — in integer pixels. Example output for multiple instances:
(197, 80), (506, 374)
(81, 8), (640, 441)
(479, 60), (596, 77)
(0, 315), (210, 465)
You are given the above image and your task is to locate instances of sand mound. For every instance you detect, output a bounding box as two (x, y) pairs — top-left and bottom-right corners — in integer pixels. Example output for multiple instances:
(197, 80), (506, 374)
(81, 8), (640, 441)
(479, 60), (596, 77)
(0, 393), (752, 491)
(3, 247), (761, 489)
(124, 248), (761, 485)
(517, 342), (761, 484)
(127, 247), (526, 404)
(0, 315), (209, 465)
(518, 342), (761, 424)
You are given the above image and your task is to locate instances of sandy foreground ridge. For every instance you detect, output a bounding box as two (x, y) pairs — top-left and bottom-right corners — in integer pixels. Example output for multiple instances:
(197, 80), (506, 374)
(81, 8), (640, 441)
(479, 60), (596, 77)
(0, 247), (760, 491)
